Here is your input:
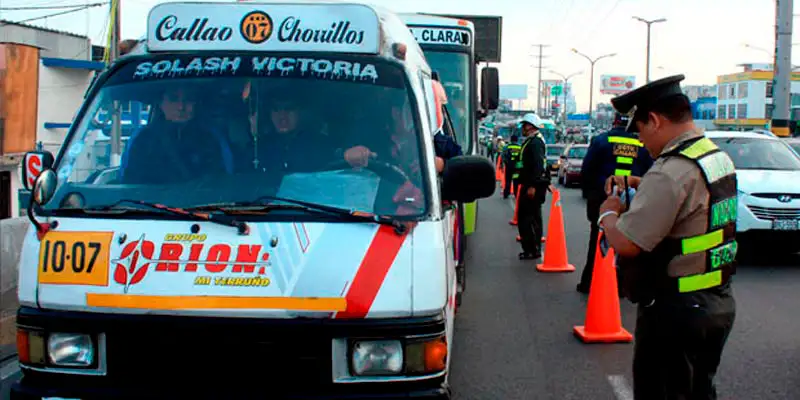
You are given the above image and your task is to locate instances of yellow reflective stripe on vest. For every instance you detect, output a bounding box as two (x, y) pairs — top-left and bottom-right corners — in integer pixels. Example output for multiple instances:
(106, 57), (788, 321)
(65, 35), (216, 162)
(680, 229), (724, 255)
(608, 136), (643, 146)
(616, 156), (633, 164)
(678, 270), (723, 293)
(679, 137), (717, 159)
(614, 169), (632, 176)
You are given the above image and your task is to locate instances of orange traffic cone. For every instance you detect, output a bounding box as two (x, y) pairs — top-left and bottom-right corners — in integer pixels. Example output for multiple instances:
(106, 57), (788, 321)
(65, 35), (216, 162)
(495, 157), (503, 181)
(509, 184), (521, 225)
(573, 242), (633, 343)
(536, 190), (575, 272)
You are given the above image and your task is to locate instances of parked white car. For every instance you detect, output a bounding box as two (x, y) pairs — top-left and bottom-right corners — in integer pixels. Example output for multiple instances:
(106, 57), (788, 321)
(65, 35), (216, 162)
(706, 130), (800, 253)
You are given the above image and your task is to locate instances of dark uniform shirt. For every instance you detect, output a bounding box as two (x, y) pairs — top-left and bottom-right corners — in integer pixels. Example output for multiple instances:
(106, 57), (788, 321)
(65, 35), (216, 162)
(517, 132), (549, 196)
(581, 127), (653, 197)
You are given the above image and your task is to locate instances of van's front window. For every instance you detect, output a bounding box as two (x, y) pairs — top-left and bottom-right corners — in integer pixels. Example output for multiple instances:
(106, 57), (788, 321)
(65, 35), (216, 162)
(47, 53), (428, 218)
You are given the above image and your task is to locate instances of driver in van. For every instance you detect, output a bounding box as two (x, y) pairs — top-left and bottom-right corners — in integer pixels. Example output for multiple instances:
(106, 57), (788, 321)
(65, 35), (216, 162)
(120, 86), (232, 184)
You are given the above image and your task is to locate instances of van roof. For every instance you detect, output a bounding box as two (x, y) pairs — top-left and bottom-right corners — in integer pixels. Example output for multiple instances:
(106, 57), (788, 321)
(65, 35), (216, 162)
(127, 1), (428, 72)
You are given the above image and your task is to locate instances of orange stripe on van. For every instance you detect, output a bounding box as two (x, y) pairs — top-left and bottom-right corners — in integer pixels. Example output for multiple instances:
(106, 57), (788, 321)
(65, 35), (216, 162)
(86, 293), (347, 311)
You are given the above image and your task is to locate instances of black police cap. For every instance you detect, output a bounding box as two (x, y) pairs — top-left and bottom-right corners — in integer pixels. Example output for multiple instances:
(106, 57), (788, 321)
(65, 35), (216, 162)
(610, 74), (685, 132)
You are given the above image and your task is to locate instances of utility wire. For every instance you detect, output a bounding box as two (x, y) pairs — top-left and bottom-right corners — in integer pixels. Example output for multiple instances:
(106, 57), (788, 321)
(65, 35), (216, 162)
(0, 2), (106, 11)
(1, 3), (104, 25)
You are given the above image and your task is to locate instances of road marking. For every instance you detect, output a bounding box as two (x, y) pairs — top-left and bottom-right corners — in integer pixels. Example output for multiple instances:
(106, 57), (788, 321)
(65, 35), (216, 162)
(607, 375), (634, 400)
(0, 359), (20, 380)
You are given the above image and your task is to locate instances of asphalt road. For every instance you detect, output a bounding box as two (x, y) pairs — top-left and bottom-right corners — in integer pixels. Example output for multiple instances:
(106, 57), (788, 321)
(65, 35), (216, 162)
(2, 184), (799, 399)
(449, 183), (800, 400)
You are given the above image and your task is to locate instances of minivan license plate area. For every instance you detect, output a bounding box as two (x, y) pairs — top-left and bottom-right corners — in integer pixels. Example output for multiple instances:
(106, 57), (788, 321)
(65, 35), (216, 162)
(772, 219), (799, 231)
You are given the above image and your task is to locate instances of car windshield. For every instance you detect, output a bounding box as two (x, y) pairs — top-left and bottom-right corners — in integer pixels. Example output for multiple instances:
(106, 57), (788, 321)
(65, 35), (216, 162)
(567, 146), (588, 159)
(788, 141), (800, 155)
(423, 51), (470, 151)
(711, 137), (800, 170)
(47, 53), (428, 218)
(547, 146), (565, 156)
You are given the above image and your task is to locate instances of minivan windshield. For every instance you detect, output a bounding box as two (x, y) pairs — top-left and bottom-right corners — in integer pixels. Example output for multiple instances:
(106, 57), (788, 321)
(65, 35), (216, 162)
(423, 51), (470, 149)
(47, 53), (428, 217)
(711, 137), (800, 171)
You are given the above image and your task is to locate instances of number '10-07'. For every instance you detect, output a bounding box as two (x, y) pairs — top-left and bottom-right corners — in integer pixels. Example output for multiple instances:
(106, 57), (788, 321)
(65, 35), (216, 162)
(41, 240), (101, 274)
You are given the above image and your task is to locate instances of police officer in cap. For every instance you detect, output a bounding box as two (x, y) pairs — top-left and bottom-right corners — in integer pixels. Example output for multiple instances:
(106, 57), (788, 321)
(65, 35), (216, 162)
(598, 75), (737, 399)
(502, 134), (522, 199)
(576, 112), (653, 294)
(516, 113), (550, 260)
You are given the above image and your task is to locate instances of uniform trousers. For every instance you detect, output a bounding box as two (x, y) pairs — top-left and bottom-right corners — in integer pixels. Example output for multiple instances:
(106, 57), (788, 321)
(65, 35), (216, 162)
(517, 186), (545, 255)
(633, 287), (736, 400)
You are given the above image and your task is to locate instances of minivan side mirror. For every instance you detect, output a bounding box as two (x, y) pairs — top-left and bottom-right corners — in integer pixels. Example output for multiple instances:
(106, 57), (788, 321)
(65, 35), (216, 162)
(32, 169), (57, 206)
(480, 67), (499, 111)
(21, 151), (55, 191)
(442, 155), (496, 202)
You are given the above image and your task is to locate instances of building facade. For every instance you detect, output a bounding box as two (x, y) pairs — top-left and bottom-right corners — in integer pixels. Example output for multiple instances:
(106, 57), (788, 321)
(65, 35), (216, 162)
(714, 63), (800, 131)
(0, 20), (104, 220)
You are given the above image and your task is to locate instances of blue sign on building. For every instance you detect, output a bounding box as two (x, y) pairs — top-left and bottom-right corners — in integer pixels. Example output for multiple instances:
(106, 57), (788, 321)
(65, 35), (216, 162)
(691, 97), (717, 120)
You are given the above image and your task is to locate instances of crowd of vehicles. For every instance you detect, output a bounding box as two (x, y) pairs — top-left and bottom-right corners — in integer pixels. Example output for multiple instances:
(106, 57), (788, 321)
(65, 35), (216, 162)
(12, 2), (499, 399)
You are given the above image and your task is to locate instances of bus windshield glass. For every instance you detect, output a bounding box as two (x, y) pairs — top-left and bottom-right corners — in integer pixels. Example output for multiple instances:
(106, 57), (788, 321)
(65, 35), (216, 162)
(46, 53), (428, 218)
(423, 51), (471, 149)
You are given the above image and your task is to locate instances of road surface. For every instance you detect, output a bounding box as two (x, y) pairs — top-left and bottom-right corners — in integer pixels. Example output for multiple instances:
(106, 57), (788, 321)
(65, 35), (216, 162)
(2, 184), (799, 399)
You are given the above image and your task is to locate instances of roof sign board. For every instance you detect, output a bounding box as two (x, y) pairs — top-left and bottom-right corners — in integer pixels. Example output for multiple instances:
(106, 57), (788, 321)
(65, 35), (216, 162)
(599, 75), (636, 95)
(421, 14), (501, 62)
(146, 2), (380, 54)
(408, 26), (471, 48)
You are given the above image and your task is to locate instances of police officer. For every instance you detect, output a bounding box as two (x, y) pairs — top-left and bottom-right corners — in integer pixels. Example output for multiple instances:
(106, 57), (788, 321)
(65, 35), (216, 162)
(516, 113), (550, 260)
(598, 75), (737, 399)
(576, 112), (653, 294)
(502, 134), (522, 199)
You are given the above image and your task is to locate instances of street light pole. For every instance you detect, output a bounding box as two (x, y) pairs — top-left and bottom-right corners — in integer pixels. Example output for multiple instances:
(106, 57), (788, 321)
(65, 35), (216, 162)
(571, 49), (616, 123)
(550, 70), (582, 125)
(633, 16), (666, 83)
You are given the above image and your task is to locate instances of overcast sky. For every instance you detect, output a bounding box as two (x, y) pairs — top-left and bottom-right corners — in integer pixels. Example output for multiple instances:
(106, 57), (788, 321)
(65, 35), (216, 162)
(1, 0), (793, 112)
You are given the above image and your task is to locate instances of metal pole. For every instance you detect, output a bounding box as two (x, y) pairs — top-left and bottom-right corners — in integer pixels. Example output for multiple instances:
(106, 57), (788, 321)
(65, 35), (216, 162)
(563, 79), (568, 124)
(109, 0), (122, 167)
(589, 62), (595, 122)
(773, 0), (793, 137)
(537, 45), (543, 115)
(645, 24), (651, 83)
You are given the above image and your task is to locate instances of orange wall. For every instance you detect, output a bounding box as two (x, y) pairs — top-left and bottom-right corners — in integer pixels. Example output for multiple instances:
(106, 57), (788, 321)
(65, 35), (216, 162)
(0, 43), (39, 155)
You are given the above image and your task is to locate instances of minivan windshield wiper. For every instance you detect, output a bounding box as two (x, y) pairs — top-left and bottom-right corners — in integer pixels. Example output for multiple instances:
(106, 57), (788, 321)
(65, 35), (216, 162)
(188, 195), (409, 234)
(50, 199), (249, 235)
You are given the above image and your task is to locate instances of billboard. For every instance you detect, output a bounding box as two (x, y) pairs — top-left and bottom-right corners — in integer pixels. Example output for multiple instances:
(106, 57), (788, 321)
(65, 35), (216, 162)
(599, 75), (636, 95)
(423, 13), (502, 62)
(500, 84), (527, 100)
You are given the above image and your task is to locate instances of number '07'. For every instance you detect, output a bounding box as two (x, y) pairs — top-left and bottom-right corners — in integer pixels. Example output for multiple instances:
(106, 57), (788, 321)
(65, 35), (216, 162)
(41, 240), (101, 274)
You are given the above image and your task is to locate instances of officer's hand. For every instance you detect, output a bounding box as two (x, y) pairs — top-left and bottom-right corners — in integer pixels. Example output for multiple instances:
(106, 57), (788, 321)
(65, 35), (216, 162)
(435, 157), (445, 173)
(600, 194), (624, 214)
(605, 175), (642, 195)
(345, 146), (376, 168)
(527, 187), (536, 199)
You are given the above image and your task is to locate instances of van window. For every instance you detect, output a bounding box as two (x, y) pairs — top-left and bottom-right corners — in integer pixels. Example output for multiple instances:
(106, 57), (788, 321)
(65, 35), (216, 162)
(48, 53), (429, 218)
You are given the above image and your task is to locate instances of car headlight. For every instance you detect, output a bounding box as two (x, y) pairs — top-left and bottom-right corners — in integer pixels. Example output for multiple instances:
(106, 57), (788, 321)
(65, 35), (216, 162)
(47, 333), (94, 367)
(351, 340), (403, 376)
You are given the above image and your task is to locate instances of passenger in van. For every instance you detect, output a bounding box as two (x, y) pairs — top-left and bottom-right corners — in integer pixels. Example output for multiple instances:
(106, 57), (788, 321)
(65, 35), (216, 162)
(120, 87), (233, 184)
(239, 92), (338, 174)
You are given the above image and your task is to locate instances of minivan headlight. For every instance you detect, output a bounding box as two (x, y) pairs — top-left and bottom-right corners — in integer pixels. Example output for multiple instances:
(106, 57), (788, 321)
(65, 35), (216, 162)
(47, 333), (94, 367)
(350, 340), (403, 376)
